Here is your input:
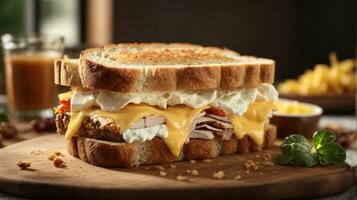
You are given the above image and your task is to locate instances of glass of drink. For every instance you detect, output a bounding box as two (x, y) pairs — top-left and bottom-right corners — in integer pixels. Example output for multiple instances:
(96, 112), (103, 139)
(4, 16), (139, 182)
(1, 34), (64, 121)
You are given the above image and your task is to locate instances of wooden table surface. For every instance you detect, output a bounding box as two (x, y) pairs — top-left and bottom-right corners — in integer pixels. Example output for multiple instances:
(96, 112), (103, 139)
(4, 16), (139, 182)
(0, 115), (356, 200)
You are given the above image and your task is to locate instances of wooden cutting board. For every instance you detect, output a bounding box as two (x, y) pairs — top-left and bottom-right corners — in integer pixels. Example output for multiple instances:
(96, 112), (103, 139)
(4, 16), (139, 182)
(0, 134), (354, 200)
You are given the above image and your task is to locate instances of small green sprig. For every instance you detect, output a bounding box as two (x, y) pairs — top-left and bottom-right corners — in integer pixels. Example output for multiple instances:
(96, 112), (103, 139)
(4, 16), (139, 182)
(0, 111), (8, 122)
(277, 130), (346, 167)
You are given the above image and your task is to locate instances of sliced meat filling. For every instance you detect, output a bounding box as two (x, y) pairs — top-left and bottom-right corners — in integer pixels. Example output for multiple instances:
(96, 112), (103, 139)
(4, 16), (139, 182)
(130, 115), (166, 129)
(190, 130), (214, 140)
(57, 111), (236, 143)
(187, 112), (234, 143)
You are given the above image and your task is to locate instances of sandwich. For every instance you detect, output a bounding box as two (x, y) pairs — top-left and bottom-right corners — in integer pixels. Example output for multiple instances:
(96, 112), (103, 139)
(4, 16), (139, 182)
(54, 43), (278, 167)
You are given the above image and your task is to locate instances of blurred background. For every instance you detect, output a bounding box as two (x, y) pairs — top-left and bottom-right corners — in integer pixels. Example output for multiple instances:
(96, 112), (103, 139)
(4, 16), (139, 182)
(0, 0), (355, 81)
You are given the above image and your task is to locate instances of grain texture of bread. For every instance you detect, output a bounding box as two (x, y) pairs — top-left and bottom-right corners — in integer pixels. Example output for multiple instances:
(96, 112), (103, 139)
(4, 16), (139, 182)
(66, 127), (276, 167)
(57, 114), (276, 167)
(54, 58), (81, 86)
(54, 43), (275, 92)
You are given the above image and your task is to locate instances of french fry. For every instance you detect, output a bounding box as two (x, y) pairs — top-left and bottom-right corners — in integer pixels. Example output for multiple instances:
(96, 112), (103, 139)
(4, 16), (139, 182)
(278, 52), (356, 95)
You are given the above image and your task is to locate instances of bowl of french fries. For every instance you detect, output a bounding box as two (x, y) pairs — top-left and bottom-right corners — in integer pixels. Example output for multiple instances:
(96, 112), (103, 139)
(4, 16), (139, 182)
(278, 52), (356, 113)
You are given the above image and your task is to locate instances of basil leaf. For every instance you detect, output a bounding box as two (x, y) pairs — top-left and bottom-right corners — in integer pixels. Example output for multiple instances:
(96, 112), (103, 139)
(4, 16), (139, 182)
(278, 131), (345, 167)
(277, 149), (293, 164)
(291, 143), (317, 167)
(278, 134), (312, 166)
(278, 137), (317, 167)
(313, 130), (336, 150)
(282, 134), (309, 147)
(317, 143), (346, 165)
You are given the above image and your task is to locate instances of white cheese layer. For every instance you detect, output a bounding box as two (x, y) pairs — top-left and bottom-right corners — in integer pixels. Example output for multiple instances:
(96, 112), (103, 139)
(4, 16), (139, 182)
(71, 83), (278, 116)
(71, 91), (96, 112)
(122, 124), (168, 143)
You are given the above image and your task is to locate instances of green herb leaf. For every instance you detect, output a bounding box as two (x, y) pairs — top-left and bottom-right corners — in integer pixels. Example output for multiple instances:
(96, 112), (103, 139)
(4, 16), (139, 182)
(277, 149), (293, 164)
(313, 130), (336, 150)
(290, 143), (317, 167)
(278, 134), (317, 167)
(282, 134), (309, 146)
(0, 112), (8, 122)
(317, 143), (346, 165)
(277, 130), (346, 167)
(281, 134), (310, 152)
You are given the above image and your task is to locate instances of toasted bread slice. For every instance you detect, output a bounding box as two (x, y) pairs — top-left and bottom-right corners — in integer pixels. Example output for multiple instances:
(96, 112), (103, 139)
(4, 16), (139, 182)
(54, 58), (81, 87)
(66, 127), (276, 168)
(56, 113), (276, 167)
(55, 43), (275, 92)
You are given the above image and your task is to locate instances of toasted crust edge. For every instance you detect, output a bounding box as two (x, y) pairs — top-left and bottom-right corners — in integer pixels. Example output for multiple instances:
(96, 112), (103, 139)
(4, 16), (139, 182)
(54, 59), (82, 87)
(54, 43), (275, 92)
(79, 58), (275, 92)
(65, 125), (276, 167)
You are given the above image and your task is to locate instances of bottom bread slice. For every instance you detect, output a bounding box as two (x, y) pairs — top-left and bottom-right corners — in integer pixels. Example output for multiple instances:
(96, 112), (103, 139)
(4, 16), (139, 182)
(66, 125), (276, 167)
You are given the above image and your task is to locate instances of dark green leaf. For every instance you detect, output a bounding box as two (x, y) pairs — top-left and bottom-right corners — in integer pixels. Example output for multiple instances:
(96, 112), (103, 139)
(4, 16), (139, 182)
(282, 134), (309, 146)
(313, 130), (336, 150)
(0, 112), (8, 122)
(278, 131), (345, 167)
(281, 134), (310, 153)
(317, 143), (346, 165)
(278, 141), (317, 167)
(277, 150), (293, 164)
(291, 143), (317, 167)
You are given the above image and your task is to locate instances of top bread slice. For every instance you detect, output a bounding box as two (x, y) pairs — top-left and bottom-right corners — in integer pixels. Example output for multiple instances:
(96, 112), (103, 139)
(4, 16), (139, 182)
(55, 43), (275, 92)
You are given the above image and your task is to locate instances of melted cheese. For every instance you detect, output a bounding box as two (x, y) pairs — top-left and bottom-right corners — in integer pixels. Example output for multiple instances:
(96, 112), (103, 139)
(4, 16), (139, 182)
(64, 104), (207, 156)
(228, 101), (275, 145)
(65, 111), (89, 140)
(164, 105), (208, 156)
(58, 91), (72, 100)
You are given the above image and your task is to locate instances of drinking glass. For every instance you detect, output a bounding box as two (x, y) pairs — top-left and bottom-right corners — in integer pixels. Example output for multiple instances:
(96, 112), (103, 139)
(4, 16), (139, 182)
(1, 34), (64, 120)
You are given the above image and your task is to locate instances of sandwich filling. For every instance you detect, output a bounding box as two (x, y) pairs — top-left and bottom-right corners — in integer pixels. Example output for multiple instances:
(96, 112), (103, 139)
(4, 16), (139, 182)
(56, 83), (278, 156)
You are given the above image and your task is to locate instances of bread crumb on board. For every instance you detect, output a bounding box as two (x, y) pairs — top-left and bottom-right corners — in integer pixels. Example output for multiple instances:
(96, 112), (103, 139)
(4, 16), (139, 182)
(202, 159), (212, 163)
(169, 164), (176, 169)
(160, 171), (167, 176)
(264, 161), (275, 167)
(16, 161), (31, 170)
(186, 169), (199, 176)
(263, 153), (272, 161)
(48, 154), (56, 161)
(53, 157), (66, 168)
(48, 150), (64, 161)
(191, 169), (199, 176)
(176, 175), (189, 181)
(30, 148), (42, 155)
(244, 160), (258, 172)
(190, 160), (196, 164)
(234, 175), (242, 180)
(52, 149), (63, 157)
(154, 165), (165, 171)
(213, 171), (225, 179)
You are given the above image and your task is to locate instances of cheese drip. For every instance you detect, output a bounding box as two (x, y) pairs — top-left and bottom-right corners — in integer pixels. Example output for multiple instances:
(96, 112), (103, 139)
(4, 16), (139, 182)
(64, 104), (207, 156)
(228, 101), (275, 145)
(64, 111), (88, 140)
